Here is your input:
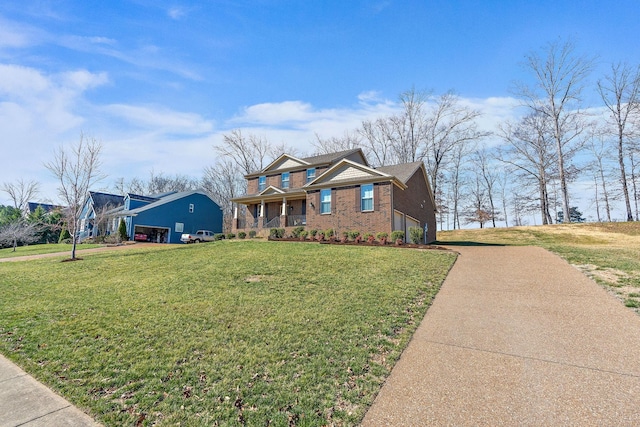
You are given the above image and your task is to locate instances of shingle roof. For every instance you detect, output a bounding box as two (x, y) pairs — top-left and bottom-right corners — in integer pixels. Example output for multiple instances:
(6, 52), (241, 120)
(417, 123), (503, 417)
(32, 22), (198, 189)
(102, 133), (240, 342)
(377, 161), (423, 184)
(301, 149), (362, 166)
(27, 202), (63, 213)
(90, 192), (124, 211)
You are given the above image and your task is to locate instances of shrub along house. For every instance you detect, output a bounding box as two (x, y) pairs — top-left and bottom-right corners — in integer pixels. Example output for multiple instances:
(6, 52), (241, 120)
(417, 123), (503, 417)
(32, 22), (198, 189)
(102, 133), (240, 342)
(231, 149), (437, 243)
(79, 189), (223, 243)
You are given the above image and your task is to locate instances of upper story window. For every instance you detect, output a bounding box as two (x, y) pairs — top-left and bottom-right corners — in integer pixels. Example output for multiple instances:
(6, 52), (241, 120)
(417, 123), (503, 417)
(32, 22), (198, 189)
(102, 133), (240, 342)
(320, 189), (331, 214)
(258, 176), (266, 191)
(189, 203), (194, 213)
(361, 184), (374, 211)
(306, 168), (316, 183)
(281, 172), (290, 189)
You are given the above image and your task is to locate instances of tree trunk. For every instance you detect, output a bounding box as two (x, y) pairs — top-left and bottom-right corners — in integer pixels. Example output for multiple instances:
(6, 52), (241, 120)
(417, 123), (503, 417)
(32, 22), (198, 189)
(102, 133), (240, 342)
(617, 132), (634, 221)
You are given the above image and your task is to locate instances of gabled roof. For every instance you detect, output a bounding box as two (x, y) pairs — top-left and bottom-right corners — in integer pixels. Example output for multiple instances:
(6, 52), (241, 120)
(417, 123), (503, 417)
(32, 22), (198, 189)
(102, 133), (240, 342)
(126, 193), (159, 203)
(122, 189), (219, 215)
(377, 161), (424, 185)
(89, 191), (125, 211)
(304, 159), (407, 190)
(301, 148), (365, 166)
(245, 148), (367, 178)
(27, 202), (63, 214)
(258, 185), (286, 196)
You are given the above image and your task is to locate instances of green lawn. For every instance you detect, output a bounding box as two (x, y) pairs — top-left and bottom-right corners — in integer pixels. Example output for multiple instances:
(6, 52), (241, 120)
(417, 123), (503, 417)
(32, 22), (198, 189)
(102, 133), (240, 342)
(0, 241), (456, 426)
(0, 243), (104, 258)
(438, 222), (640, 313)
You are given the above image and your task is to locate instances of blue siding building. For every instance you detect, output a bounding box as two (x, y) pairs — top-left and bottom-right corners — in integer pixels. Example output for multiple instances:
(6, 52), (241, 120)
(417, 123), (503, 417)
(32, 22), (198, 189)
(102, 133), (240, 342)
(118, 190), (223, 243)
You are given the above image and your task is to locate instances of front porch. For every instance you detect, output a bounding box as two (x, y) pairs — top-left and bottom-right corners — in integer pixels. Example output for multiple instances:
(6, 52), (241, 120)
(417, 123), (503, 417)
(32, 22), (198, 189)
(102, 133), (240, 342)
(232, 193), (308, 236)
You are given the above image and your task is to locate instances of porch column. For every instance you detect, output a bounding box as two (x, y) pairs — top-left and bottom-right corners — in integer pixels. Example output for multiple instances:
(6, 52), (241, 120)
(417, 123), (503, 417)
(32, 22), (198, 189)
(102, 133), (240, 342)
(281, 197), (287, 228)
(260, 200), (265, 217)
(234, 205), (238, 219)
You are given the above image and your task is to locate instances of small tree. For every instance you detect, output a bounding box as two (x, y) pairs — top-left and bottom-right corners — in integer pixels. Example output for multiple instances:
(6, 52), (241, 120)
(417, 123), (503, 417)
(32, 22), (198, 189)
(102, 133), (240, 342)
(44, 133), (104, 260)
(0, 220), (41, 252)
(118, 219), (128, 242)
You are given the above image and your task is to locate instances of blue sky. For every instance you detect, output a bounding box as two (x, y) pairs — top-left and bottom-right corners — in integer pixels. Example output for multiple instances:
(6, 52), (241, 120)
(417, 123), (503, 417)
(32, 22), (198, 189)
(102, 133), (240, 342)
(1, 0), (639, 206)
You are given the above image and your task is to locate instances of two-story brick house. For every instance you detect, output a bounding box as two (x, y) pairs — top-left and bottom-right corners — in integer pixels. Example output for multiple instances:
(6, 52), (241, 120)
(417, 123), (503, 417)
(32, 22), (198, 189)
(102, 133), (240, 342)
(231, 148), (437, 243)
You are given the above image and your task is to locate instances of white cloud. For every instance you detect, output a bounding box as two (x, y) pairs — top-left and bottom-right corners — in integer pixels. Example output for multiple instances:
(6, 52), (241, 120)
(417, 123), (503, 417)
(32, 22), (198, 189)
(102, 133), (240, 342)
(102, 104), (215, 134)
(168, 7), (186, 20)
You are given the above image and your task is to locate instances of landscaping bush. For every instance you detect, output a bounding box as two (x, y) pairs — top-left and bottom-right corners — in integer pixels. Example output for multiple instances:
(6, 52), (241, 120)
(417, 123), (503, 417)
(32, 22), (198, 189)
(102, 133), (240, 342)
(391, 230), (404, 242)
(270, 228), (285, 238)
(248, 230), (257, 238)
(58, 226), (71, 244)
(299, 230), (308, 240)
(325, 228), (335, 239)
(408, 226), (423, 244)
(316, 231), (325, 241)
(238, 231), (247, 239)
(104, 235), (121, 244)
(291, 226), (305, 238)
(348, 230), (360, 241)
(226, 233), (236, 240)
(118, 219), (128, 242)
(214, 233), (225, 241)
(310, 229), (318, 238)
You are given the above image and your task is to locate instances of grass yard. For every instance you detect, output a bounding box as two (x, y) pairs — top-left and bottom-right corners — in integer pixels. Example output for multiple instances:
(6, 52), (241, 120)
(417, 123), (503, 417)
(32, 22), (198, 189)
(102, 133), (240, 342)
(438, 222), (640, 313)
(0, 243), (104, 258)
(0, 241), (456, 426)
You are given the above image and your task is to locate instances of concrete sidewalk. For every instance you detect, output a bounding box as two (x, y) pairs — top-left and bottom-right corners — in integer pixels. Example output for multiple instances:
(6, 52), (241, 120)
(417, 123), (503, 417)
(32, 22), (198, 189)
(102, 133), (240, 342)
(362, 245), (640, 426)
(0, 354), (100, 427)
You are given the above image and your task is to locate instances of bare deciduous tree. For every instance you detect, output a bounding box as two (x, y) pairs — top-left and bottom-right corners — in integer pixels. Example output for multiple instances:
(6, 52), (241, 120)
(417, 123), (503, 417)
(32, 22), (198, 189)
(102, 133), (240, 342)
(422, 91), (488, 201)
(0, 220), (41, 252)
(597, 62), (640, 221)
(515, 39), (594, 223)
(498, 113), (557, 225)
(472, 148), (500, 227)
(44, 133), (104, 260)
(586, 131), (618, 222)
(359, 117), (395, 167)
(312, 131), (362, 155)
(215, 129), (271, 175)
(1, 179), (39, 214)
(202, 160), (246, 231)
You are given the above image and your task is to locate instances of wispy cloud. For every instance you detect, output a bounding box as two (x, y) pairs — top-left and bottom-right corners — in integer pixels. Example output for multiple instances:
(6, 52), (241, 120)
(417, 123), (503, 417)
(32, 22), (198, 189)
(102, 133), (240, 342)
(167, 6), (187, 20)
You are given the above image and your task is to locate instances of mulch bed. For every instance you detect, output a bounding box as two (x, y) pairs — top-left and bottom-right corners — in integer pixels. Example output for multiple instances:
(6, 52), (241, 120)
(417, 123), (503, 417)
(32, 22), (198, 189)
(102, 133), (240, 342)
(268, 237), (451, 251)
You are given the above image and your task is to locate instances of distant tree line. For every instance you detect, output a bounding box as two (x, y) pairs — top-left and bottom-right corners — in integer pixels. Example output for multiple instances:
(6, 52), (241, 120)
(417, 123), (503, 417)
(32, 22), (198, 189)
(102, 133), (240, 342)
(5, 39), (639, 237)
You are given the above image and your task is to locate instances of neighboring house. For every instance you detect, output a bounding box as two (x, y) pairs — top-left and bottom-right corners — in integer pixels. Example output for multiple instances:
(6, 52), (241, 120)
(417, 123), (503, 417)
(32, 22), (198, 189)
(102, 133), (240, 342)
(231, 149), (437, 243)
(26, 202), (64, 216)
(108, 190), (223, 243)
(78, 191), (125, 240)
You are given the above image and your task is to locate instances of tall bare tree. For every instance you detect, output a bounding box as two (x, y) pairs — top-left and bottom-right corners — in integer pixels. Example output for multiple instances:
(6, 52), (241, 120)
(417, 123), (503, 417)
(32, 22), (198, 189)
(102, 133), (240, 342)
(312, 131), (362, 155)
(215, 129), (271, 175)
(422, 91), (487, 201)
(597, 62), (640, 221)
(515, 40), (594, 222)
(472, 148), (500, 227)
(1, 179), (39, 215)
(44, 133), (104, 260)
(202, 160), (246, 231)
(586, 131), (617, 222)
(359, 117), (396, 167)
(498, 113), (557, 225)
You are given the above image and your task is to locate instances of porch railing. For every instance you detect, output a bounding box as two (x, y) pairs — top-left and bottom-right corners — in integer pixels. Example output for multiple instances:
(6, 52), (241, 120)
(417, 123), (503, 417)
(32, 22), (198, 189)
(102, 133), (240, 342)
(286, 215), (306, 227)
(263, 217), (281, 228)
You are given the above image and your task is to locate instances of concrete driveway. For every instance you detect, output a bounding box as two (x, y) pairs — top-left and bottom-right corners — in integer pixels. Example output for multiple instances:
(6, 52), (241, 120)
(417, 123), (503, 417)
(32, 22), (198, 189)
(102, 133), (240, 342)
(362, 245), (640, 426)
